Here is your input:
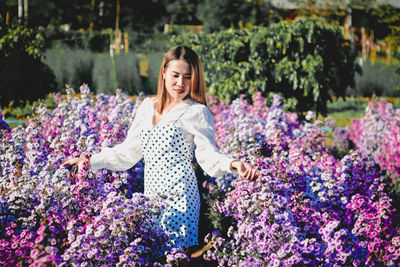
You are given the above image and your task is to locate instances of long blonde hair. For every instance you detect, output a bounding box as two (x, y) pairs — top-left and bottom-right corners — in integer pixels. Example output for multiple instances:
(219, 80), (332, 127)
(155, 46), (207, 114)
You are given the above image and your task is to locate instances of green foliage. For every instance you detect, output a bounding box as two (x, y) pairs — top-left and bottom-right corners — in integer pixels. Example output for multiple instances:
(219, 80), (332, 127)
(44, 47), (140, 95)
(92, 54), (113, 94)
(0, 24), (44, 59)
(114, 52), (141, 95)
(131, 30), (171, 55)
(119, 0), (168, 33)
(197, 0), (274, 32)
(172, 18), (360, 115)
(327, 97), (368, 113)
(166, 0), (202, 25)
(43, 47), (96, 91)
(146, 50), (165, 94)
(289, 0), (376, 18)
(348, 59), (400, 97)
(5, 0), (98, 29)
(0, 22), (56, 107)
(44, 28), (111, 52)
(92, 52), (140, 96)
(2, 93), (56, 120)
(366, 3), (400, 45)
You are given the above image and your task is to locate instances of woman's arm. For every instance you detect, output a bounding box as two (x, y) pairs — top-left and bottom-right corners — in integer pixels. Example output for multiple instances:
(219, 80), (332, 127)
(62, 98), (148, 172)
(184, 104), (258, 180)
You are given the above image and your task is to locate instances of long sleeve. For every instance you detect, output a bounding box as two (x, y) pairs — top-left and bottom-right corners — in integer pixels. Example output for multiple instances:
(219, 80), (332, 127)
(89, 98), (148, 171)
(183, 104), (234, 177)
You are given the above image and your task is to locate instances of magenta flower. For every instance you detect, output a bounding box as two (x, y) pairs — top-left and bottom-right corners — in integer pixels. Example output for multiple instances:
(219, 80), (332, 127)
(1, 86), (399, 265)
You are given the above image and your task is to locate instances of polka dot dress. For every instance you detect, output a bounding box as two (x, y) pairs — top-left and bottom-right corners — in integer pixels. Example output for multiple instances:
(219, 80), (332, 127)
(139, 112), (200, 255)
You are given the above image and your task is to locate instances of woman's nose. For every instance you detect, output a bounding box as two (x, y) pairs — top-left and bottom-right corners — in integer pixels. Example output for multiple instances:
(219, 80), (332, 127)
(177, 76), (184, 86)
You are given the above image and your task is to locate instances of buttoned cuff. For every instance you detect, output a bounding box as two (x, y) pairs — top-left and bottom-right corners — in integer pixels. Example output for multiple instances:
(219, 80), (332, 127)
(220, 155), (237, 175)
(89, 152), (103, 171)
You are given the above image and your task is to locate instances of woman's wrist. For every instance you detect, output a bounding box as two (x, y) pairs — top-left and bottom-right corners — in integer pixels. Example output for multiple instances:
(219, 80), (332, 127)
(80, 151), (92, 166)
(81, 151), (92, 159)
(230, 160), (239, 171)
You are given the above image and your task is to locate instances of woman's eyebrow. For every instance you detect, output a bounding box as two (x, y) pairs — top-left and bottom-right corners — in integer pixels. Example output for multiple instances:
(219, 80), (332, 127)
(172, 71), (191, 76)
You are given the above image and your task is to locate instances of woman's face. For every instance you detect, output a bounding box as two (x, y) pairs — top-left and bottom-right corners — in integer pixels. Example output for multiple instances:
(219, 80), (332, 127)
(162, 59), (191, 103)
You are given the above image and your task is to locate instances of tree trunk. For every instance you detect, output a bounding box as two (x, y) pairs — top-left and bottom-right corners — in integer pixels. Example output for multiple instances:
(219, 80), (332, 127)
(24, 0), (28, 21)
(18, 0), (23, 21)
(115, 0), (120, 53)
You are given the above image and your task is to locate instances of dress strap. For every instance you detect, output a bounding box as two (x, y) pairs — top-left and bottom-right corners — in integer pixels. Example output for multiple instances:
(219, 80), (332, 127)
(173, 111), (187, 125)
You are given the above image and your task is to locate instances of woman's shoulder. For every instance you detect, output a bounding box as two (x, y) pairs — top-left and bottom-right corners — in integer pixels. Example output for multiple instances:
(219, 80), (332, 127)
(134, 97), (155, 117)
(138, 97), (156, 108)
(187, 99), (209, 112)
(148, 96), (157, 102)
(142, 96), (157, 104)
(185, 99), (213, 121)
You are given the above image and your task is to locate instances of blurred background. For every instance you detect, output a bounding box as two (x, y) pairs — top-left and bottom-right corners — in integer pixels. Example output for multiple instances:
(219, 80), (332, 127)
(0, 0), (399, 123)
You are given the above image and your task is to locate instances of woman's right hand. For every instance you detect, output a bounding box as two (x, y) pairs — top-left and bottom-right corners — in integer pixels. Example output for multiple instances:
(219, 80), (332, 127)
(61, 157), (87, 176)
(230, 160), (259, 181)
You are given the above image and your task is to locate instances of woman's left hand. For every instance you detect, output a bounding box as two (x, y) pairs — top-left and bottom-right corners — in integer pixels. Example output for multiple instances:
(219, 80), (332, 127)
(230, 160), (259, 181)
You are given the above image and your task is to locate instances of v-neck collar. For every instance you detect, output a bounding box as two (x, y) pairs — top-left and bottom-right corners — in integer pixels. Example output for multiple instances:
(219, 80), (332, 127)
(150, 98), (192, 129)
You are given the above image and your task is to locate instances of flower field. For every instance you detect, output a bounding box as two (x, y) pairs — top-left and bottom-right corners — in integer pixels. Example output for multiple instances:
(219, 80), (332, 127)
(1, 85), (399, 266)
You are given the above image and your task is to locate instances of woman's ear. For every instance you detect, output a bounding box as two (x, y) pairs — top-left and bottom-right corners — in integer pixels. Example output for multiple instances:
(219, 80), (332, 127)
(161, 66), (166, 79)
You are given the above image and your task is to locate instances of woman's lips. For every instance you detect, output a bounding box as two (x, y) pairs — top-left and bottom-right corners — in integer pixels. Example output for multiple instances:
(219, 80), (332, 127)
(175, 88), (185, 94)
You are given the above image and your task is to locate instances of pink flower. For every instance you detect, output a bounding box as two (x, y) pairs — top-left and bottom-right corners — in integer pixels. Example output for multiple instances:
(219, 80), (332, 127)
(37, 225), (45, 234)
(35, 235), (44, 244)
(30, 248), (40, 259)
(6, 230), (14, 236)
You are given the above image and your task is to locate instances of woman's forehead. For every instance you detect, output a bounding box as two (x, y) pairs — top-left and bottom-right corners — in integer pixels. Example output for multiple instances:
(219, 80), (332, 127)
(167, 59), (191, 73)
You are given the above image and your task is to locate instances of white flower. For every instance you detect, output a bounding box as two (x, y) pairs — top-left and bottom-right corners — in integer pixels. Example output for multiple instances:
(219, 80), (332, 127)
(86, 225), (93, 235)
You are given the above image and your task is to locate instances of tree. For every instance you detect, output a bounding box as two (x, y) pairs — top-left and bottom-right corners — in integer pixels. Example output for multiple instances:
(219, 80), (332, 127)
(1, 0), (122, 30)
(2, 0), (82, 28)
(366, 4), (400, 46)
(289, 0), (376, 22)
(172, 18), (360, 115)
(197, 0), (273, 32)
(118, 0), (168, 32)
(166, 0), (201, 25)
(0, 19), (56, 107)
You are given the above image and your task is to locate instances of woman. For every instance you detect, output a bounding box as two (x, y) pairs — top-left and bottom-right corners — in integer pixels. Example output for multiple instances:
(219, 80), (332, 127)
(62, 46), (258, 261)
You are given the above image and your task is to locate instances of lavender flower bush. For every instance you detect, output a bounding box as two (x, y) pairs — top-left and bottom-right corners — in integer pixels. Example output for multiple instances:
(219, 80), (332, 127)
(0, 86), (399, 266)
(348, 99), (400, 186)
(204, 93), (400, 265)
(0, 85), (184, 266)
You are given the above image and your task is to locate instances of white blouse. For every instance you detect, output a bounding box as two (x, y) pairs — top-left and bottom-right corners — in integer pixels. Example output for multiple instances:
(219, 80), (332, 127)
(89, 97), (234, 177)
